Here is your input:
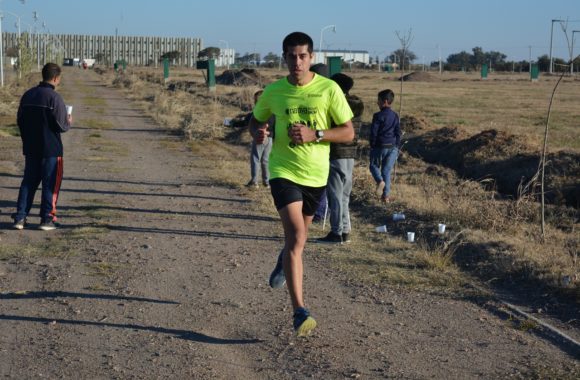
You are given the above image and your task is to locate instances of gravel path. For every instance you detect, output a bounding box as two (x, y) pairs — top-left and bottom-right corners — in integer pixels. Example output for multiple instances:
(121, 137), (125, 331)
(0, 68), (577, 379)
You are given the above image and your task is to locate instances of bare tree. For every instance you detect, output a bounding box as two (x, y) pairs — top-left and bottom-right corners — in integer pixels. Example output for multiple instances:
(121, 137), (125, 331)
(395, 29), (414, 116)
(539, 67), (566, 240)
(390, 28), (414, 190)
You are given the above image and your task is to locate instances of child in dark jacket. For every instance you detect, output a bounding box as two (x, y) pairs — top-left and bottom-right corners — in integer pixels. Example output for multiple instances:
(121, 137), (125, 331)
(369, 89), (400, 203)
(12, 63), (72, 230)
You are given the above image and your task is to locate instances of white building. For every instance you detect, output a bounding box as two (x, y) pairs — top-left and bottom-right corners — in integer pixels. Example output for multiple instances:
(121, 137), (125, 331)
(215, 48), (235, 68)
(313, 49), (370, 66)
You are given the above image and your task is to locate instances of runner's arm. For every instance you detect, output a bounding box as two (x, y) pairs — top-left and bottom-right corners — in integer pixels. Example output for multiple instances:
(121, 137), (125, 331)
(289, 120), (354, 145)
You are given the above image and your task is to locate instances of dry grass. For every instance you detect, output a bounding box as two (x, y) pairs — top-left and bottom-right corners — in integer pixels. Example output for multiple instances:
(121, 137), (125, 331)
(102, 66), (579, 297)
(348, 70), (580, 151)
(0, 124), (19, 137)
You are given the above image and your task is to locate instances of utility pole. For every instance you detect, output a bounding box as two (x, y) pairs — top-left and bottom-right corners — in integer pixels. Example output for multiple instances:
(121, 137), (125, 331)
(550, 19), (564, 74)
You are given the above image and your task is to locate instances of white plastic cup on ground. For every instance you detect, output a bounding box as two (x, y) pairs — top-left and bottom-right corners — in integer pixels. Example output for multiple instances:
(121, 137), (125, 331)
(393, 213), (405, 221)
(438, 223), (446, 234)
(375, 225), (387, 233)
(223, 117), (232, 126)
(407, 232), (415, 243)
(66, 105), (73, 115)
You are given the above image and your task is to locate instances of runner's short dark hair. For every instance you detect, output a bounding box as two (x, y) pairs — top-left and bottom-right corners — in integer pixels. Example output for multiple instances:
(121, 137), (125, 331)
(283, 32), (314, 54)
(378, 89), (395, 105)
(42, 63), (61, 82)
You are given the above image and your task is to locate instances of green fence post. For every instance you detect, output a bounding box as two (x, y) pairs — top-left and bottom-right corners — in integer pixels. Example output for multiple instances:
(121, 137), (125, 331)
(207, 59), (215, 91)
(327, 56), (342, 77)
(196, 59), (216, 91)
(530, 63), (539, 82)
(163, 58), (170, 82)
(481, 63), (488, 80)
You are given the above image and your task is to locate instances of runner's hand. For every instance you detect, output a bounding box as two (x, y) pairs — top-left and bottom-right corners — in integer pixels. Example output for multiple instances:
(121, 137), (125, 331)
(289, 123), (315, 144)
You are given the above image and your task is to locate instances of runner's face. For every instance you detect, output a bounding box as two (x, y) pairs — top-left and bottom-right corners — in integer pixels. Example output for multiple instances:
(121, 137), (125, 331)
(284, 45), (313, 82)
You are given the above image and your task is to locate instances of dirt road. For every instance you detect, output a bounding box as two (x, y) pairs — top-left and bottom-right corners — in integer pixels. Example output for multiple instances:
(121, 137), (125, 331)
(0, 68), (577, 379)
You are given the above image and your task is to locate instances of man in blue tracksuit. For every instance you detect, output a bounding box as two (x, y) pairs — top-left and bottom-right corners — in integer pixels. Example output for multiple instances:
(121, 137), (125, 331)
(369, 89), (401, 203)
(13, 63), (72, 231)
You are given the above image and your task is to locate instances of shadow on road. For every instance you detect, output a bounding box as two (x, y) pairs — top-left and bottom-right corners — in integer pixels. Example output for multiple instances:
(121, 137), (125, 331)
(98, 224), (281, 242)
(0, 185), (250, 204)
(0, 171), (234, 189)
(61, 204), (277, 222)
(0, 290), (179, 304)
(0, 314), (263, 345)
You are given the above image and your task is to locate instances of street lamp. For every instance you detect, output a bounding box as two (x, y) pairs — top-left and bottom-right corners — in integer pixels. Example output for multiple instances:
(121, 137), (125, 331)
(1, 10), (22, 79)
(219, 39), (229, 69)
(550, 19), (565, 74)
(319, 24), (336, 64)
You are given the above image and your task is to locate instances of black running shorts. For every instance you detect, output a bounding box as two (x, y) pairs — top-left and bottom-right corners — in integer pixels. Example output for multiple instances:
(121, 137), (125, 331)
(269, 178), (326, 216)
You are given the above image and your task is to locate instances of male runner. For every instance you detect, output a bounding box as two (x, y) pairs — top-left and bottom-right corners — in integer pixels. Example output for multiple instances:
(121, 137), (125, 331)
(249, 32), (354, 336)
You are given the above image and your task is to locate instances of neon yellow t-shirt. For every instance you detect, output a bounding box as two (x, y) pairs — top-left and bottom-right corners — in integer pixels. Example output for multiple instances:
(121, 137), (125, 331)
(253, 74), (353, 187)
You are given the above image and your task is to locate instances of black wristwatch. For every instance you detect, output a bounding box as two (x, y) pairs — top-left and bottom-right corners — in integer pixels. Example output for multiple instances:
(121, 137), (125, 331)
(315, 130), (324, 143)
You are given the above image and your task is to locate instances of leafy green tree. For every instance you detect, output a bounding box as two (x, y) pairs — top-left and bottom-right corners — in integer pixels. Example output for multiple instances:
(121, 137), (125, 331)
(486, 50), (507, 66)
(471, 46), (486, 68)
(388, 48), (417, 69)
(536, 55), (550, 71)
(235, 52), (261, 66)
(161, 50), (182, 65)
(197, 47), (220, 60)
(263, 52), (280, 63)
(446, 51), (471, 71)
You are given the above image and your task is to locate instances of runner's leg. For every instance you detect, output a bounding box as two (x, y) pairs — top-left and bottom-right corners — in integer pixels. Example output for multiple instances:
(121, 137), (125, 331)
(278, 201), (313, 310)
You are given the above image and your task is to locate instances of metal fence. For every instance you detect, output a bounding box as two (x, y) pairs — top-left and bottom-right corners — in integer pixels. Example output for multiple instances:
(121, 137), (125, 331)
(2, 32), (203, 67)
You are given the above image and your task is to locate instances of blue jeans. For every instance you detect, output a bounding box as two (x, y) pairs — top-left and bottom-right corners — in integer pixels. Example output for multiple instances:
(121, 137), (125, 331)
(369, 147), (398, 197)
(14, 156), (63, 222)
(249, 137), (272, 184)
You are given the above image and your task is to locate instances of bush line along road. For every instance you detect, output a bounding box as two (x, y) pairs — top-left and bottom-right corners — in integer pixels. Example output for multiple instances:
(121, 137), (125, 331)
(0, 67), (578, 378)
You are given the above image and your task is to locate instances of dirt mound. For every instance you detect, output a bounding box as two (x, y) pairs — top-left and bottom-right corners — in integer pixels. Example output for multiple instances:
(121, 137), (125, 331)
(406, 128), (580, 207)
(400, 71), (439, 82)
(400, 115), (434, 134)
(216, 69), (264, 86)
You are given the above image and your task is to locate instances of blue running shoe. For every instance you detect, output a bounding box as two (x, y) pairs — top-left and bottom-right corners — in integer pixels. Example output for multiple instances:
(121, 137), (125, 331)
(269, 249), (286, 288)
(293, 307), (317, 337)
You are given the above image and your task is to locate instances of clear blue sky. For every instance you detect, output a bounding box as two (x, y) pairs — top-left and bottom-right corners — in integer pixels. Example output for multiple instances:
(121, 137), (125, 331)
(1, 0), (579, 62)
